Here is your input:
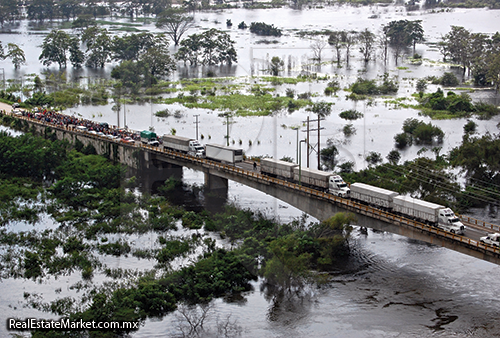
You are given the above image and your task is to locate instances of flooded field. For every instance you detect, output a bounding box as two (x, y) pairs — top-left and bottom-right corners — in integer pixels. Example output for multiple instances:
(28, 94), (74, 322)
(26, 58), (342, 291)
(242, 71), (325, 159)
(1, 4), (500, 338)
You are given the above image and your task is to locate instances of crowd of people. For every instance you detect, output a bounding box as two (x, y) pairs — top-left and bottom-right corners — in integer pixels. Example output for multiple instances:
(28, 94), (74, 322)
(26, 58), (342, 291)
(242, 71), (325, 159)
(17, 108), (140, 141)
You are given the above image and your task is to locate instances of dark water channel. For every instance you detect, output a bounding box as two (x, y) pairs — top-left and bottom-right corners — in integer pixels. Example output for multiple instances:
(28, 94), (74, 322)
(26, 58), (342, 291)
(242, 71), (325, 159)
(133, 166), (500, 338)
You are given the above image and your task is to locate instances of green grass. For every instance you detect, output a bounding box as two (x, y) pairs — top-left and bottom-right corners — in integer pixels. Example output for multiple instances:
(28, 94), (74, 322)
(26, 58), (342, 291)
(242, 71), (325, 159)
(419, 107), (472, 120)
(259, 76), (308, 85)
(163, 93), (311, 116)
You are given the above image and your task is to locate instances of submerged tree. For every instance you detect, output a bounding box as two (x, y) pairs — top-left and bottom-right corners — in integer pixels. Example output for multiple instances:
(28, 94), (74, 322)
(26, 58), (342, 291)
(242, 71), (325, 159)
(82, 27), (112, 68)
(358, 28), (376, 63)
(156, 8), (194, 46)
(382, 20), (424, 65)
(39, 29), (71, 68)
(269, 56), (284, 76)
(175, 29), (237, 66)
(6, 43), (25, 69)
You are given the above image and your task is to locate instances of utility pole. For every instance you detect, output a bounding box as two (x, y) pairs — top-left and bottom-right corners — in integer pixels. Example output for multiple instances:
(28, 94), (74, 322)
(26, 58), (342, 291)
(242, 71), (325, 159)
(226, 113), (229, 146)
(306, 116), (310, 167)
(302, 116), (324, 169)
(193, 114), (200, 140)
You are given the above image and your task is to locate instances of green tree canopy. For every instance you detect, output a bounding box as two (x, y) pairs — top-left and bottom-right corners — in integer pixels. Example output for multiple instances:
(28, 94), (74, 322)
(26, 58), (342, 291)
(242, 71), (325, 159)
(175, 29), (237, 66)
(156, 8), (194, 46)
(39, 29), (71, 68)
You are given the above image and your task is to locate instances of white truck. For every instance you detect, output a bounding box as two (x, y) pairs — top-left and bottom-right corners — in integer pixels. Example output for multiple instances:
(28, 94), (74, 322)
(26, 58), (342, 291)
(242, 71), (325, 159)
(350, 182), (398, 209)
(162, 135), (205, 157)
(205, 144), (243, 164)
(292, 167), (350, 196)
(392, 195), (465, 234)
(480, 233), (500, 247)
(329, 175), (350, 197)
(260, 158), (297, 179)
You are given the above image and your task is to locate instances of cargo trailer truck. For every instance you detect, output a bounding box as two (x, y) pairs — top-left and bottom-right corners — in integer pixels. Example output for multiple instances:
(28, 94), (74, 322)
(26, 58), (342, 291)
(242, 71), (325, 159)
(140, 130), (159, 146)
(162, 135), (205, 157)
(205, 144), (243, 164)
(392, 195), (465, 234)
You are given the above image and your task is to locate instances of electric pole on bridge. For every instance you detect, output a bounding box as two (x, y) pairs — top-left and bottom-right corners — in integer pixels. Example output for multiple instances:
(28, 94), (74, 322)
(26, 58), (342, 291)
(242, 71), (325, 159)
(302, 116), (325, 170)
(193, 114), (200, 140)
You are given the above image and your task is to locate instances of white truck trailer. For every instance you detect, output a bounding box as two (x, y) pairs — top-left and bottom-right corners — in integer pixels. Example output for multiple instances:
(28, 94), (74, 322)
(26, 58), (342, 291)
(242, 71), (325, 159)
(260, 158), (297, 179)
(205, 144), (243, 164)
(291, 167), (350, 196)
(392, 195), (465, 234)
(350, 182), (398, 209)
(162, 135), (205, 157)
(293, 167), (331, 191)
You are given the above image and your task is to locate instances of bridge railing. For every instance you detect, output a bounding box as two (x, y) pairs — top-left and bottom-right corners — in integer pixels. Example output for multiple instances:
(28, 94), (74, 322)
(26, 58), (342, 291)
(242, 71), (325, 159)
(9, 113), (500, 256)
(458, 215), (500, 233)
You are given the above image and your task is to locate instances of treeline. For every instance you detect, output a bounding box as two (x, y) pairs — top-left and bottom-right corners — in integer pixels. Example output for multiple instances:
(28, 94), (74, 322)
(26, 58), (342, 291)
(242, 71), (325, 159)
(36, 27), (235, 92)
(439, 26), (500, 89)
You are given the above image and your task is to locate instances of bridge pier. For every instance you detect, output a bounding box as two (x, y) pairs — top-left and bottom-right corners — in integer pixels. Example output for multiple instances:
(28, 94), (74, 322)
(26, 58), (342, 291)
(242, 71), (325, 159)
(204, 172), (228, 193)
(134, 163), (183, 195)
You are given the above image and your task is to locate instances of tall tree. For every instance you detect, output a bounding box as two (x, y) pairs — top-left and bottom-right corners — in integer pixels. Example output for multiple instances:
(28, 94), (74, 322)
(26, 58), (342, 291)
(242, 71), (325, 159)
(486, 53), (500, 91)
(175, 29), (237, 66)
(139, 34), (176, 79)
(27, 0), (55, 22)
(156, 8), (194, 46)
(328, 31), (343, 66)
(59, 0), (82, 20)
(383, 20), (413, 65)
(310, 39), (327, 63)
(112, 32), (156, 61)
(6, 43), (25, 69)
(39, 30), (72, 68)
(343, 31), (356, 66)
(406, 20), (424, 55)
(0, 0), (21, 26)
(379, 28), (389, 65)
(82, 27), (112, 68)
(69, 36), (85, 68)
(358, 28), (375, 63)
(442, 26), (471, 75)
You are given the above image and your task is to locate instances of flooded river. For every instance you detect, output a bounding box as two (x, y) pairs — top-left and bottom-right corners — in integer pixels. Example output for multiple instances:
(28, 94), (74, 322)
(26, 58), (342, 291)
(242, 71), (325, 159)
(0, 4), (500, 338)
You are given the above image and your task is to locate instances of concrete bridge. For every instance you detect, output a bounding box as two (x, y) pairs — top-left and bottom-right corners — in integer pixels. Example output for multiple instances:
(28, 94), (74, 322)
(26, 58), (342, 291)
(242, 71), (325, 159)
(11, 113), (500, 265)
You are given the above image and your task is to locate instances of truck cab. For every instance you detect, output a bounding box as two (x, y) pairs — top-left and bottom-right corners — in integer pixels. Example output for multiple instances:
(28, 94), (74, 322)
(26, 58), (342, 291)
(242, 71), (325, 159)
(189, 140), (205, 157)
(329, 175), (350, 197)
(438, 208), (465, 235)
(480, 233), (500, 247)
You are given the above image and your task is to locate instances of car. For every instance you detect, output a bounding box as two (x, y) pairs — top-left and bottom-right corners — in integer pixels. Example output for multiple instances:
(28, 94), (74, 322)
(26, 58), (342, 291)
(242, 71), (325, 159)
(480, 233), (500, 247)
(12, 103), (20, 108)
(121, 137), (135, 144)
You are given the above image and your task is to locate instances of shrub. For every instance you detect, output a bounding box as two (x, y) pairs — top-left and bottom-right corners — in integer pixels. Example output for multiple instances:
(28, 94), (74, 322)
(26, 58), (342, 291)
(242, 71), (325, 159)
(463, 120), (477, 134)
(343, 124), (356, 137)
(416, 78), (427, 92)
(394, 132), (412, 149)
(339, 109), (363, 120)
(249, 22), (282, 36)
(386, 150), (401, 165)
(365, 151), (382, 165)
(440, 72), (459, 86)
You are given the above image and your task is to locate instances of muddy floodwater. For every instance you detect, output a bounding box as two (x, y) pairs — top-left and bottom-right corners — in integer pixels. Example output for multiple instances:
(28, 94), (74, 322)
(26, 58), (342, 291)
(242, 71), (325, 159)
(1, 4), (500, 338)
